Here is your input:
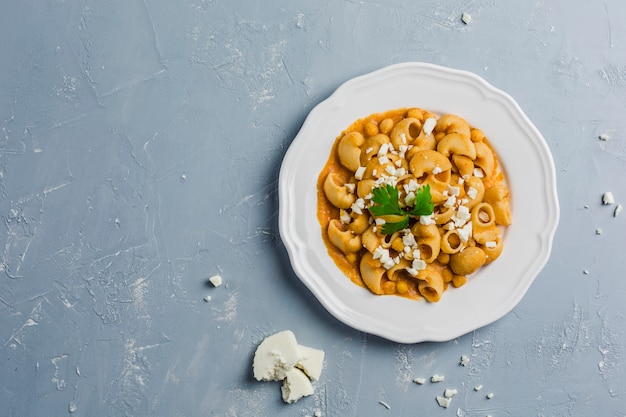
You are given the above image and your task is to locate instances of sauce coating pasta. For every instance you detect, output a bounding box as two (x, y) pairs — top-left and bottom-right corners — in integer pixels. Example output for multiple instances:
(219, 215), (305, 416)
(317, 108), (512, 302)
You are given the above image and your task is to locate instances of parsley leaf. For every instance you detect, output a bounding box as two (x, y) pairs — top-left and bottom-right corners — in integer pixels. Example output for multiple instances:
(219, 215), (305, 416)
(370, 184), (404, 217)
(369, 183), (434, 235)
(410, 184), (435, 217)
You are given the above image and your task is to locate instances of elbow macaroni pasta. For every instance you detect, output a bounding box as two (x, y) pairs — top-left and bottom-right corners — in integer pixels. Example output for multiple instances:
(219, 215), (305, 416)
(317, 108), (512, 302)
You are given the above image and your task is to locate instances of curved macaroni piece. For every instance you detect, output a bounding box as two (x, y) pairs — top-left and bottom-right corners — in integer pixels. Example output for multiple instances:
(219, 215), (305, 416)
(484, 183), (512, 226)
(390, 117), (422, 149)
(474, 141), (495, 178)
(437, 132), (477, 160)
(482, 236), (504, 263)
(416, 265), (445, 302)
(337, 131), (365, 172)
(463, 176), (485, 209)
(323, 172), (356, 209)
(409, 150), (453, 203)
(434, 114), (471, 141)
(412, 223), (441, 263)
(349, 212), (370, 234)
(359, 251), (386, 295)
(441, 229), (464, 254)
(328, 219), (362, 254)
(451, 154), (475, 177)
(359, 133), (390, 166)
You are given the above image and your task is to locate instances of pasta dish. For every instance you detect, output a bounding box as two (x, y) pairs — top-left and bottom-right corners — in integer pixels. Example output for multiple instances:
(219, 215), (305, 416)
(317, 108), (512, 302)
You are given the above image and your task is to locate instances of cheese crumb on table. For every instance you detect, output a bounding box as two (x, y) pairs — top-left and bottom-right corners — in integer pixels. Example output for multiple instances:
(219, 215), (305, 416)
(614, 204), (622, 217)
(460, 355), (470, 366)
(436, 396), (452, 408)
(209, 274), (223, 287)
(281, 368), (314, 403)
(431, 374), (445, 382)
(253, 330), (300, 381)
(461, 12), (472, 24)
(598, 134), (610, 141)
(413, 377), (427, 385)
(486, 392), (494, 399)
(252, 330), (325, 403)
(474, 384), (483, 391)
(602, 192), (615, 205)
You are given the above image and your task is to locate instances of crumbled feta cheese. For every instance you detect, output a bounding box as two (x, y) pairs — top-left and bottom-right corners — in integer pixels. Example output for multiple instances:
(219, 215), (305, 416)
(355, 166), (366, 180)
(599, 134), (610, 141)
(351, 198), (365, 214)
(485, 241), (497, 249)
(400, 133), (407, 144)
(444, 388), (458, 398)
(473, 167), (484, 178)
(466, 187), (478, 200)
(436, 396), (452, 408)
(402, 232), (417, 247)
(339, 209), (351, 224)
(253, 330), (300, 381)
(296, 345), (325, 381)
(457, 222), (472, 242)
(406, 179), (419, 192)
(413, 377), (427, 385)
(420, 214), (435, 225)
(378, 143), (390, 156)
(373, 246), (387, 260)
(444, 195), (457, 208)
(378, 155), (389, 165)
(433, 166), (443, 174)
(615, 204), (622, 217)
(474, 384), (483, 391)
(345, 183), (355, 193)
(486, 392), (494, 399)
(461, 12), (472, 24)
(423, 117), (437, 135)
(460, 355), (470, 366)
(412, 259), (426, 271)
(209, 274), (223, 287)
(281, 368), (314, 403)
(431, 374), (445, 382)
(203, 295), (212, 302)
(583, 269), (590, 275)
(399, 144), (408, 159)
(405, 191), (416, 206)
(602, 191), (615, 205)
(253, 331), (324, 404)
(375, 218), (386, 226)
(448, 185), (461, 196)
(595, 228), (603, 235)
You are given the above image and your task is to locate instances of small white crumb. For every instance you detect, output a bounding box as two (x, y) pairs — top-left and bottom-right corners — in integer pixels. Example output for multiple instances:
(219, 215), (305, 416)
(474, 384), (483, 391)
(181, 173), (187, 181)
(431, 374), (445, 382)
(460, 355), (470, 366)
(583, 204), (590, 209)
(583, 269), (590, 275)
(595, 228), (603, 235)
(461, 12), (472, 24)
(598, 134), (610, 141)
(603, 192), (615, 205)
(203, 295), (212, 302)
(486, 392), (494, 399)
(413, 377), (427, 385)
(379, 400), (391, 410)
(444, 388), (458, 398)
(614, 204), (622, 217)
(314, 411), (322, 417)
(436, 396), (452, 408)
(209, 274), (223, 287)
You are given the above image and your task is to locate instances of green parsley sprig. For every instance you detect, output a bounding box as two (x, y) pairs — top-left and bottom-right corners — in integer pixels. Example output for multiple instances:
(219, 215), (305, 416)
(369, 183), (434, 235)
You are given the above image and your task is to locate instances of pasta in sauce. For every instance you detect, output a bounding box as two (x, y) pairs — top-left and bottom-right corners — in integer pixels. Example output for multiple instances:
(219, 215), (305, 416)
(317, 108), (512, 302)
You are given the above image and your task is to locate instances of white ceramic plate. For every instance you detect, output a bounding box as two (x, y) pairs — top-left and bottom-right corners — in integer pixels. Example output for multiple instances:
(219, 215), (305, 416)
(278, 62), (559, 344)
